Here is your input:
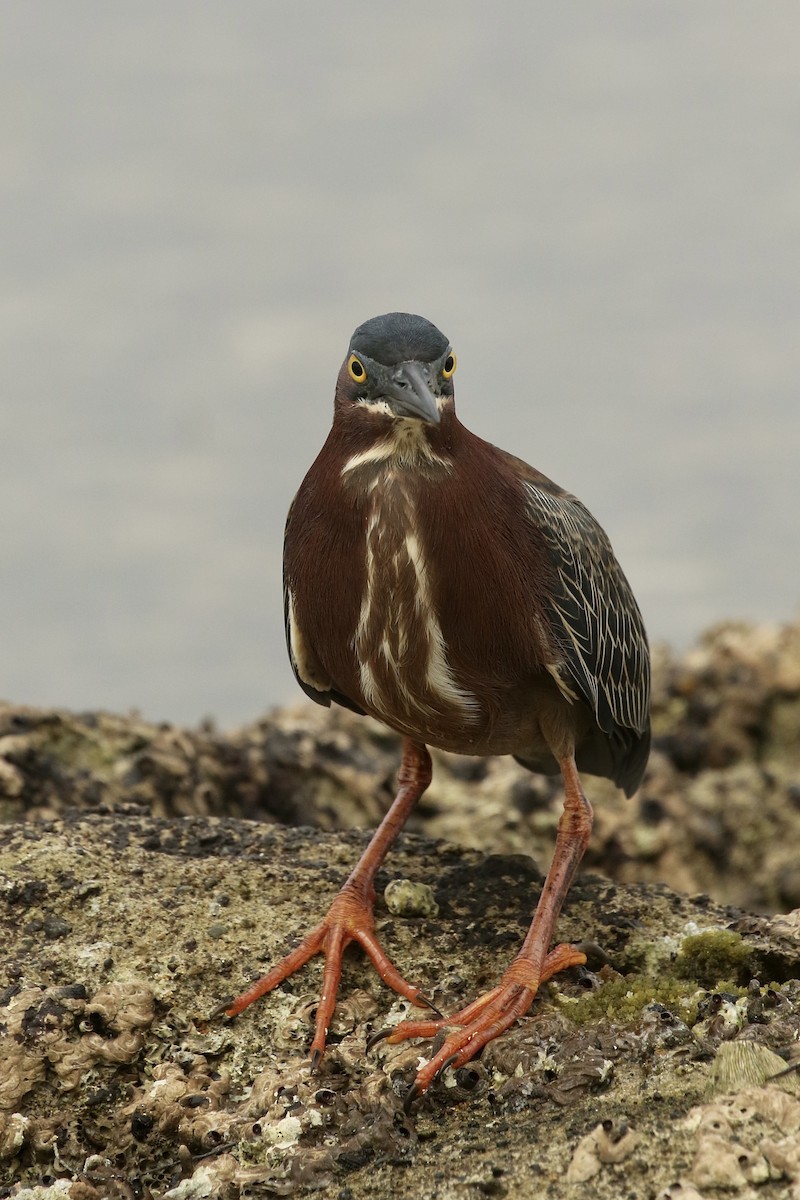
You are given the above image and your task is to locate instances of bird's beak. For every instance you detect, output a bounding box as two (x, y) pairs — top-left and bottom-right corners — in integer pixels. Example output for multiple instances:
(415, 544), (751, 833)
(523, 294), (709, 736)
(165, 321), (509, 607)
(383, 362), (441, 425)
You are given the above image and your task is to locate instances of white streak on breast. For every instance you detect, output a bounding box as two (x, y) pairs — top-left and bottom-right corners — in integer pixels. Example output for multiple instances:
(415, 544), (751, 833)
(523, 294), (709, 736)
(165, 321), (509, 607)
(355, 508), (381, 708)
(353, 482), (478, 724)
(405, 532), (480, 717)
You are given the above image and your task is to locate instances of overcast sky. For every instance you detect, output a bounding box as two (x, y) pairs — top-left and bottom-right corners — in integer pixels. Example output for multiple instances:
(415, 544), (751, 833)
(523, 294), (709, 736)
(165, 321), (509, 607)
(2, 2), (799, 726)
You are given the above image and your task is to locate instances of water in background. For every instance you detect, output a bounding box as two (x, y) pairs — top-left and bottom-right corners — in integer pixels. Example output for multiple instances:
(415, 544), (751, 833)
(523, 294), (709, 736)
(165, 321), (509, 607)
(2, 2), (799, 726)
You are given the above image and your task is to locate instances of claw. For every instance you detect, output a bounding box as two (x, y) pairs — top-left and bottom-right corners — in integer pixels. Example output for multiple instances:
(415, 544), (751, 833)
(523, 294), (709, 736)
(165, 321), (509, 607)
(209, 998), (236, 1020)
(770, 1061), (800, 1080)
(402, 1050), (457, 1110)
(415, 992), (443, 1017)
(310, 1047), (323, 1074)
(438, 1051), (459, 1077)
(403, 1080), (421, 1113)
(366, 1026), (394, 1052)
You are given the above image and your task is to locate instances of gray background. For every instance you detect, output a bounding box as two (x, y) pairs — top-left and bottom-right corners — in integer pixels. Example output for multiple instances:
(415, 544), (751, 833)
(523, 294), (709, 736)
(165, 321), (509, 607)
(2, 2), (798, 727)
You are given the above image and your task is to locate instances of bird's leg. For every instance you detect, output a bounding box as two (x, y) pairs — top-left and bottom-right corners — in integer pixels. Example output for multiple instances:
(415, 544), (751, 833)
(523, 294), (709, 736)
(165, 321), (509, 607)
(382, 754), (592, 1104)
(220, 738), (436, 1068)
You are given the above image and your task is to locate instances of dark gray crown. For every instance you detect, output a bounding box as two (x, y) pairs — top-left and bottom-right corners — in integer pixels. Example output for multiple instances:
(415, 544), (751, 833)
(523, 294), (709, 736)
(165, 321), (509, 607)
(349, 313), (449, 365)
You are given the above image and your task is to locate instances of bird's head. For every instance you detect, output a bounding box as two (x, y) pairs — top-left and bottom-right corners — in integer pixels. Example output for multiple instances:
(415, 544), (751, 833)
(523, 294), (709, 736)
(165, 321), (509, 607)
(334, 312), (456, 427)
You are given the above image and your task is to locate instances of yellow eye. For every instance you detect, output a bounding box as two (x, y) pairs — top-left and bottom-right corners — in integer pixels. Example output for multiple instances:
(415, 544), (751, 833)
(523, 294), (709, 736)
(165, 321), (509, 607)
(348, 354), (367, 383)
(442, 351), (457, 380)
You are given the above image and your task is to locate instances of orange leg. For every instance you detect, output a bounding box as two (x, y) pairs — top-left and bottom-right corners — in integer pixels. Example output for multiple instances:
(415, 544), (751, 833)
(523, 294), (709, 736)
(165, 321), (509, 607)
(222, 738), (436, 1068)
(381, 755), (593, 1106)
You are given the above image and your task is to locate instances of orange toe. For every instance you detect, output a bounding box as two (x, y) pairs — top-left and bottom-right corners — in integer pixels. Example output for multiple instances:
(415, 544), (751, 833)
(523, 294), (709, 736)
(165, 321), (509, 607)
(222, 883), (431, 1067)
(381, 942), (587, 1104)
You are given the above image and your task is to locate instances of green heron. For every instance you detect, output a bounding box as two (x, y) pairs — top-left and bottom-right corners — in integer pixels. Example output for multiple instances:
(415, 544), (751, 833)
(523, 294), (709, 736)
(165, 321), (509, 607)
(226, 312), (650, 1104)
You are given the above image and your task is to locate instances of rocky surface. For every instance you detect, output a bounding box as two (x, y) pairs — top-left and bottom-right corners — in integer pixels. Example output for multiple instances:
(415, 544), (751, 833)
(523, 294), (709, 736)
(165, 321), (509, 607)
(1, 618), (799, 1198)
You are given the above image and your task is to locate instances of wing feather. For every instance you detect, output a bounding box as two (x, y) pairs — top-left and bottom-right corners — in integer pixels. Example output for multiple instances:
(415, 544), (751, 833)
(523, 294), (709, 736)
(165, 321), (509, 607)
(523, 479), (651, 756)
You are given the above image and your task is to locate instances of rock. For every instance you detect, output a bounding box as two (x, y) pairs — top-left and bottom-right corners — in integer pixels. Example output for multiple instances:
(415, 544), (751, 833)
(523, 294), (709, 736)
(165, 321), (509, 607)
(1, 617), (800, 1197)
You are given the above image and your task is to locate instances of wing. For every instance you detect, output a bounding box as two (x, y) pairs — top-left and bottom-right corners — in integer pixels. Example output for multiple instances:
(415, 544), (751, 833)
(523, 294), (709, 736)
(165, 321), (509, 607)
(522, 475), (651, 790)
(283, 579), (365, 715)
(282, 498), (366, 716)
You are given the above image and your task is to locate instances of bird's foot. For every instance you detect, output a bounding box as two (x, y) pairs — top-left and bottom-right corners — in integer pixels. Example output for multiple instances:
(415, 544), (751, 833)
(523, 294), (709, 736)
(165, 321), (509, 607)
(375, 942), (586, 1107)
(216, 882), (436, 1069)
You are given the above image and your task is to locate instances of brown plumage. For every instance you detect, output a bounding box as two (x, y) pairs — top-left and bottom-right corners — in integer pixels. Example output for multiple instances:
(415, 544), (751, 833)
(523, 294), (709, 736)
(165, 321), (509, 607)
(226, 312), (651, 1106)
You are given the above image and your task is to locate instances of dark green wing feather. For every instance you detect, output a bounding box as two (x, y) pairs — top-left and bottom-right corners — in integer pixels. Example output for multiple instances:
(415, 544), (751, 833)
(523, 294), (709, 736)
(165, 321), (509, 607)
(522, 477), (651, 792)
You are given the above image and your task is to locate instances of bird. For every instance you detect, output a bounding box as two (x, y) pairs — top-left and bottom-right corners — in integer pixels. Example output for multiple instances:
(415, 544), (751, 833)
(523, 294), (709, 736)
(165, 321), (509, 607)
(224, 311), (651, 1105)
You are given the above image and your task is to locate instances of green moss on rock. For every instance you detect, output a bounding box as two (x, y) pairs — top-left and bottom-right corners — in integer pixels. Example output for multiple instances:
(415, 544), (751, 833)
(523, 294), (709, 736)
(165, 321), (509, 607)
(674, 929), (753, 989)
(555, 973), (701, 1025)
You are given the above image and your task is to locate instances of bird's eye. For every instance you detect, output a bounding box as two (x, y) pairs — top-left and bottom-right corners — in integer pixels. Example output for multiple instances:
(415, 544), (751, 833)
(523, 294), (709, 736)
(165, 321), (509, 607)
(348, 355), (367, 383)
(442, 352), (457, 380)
